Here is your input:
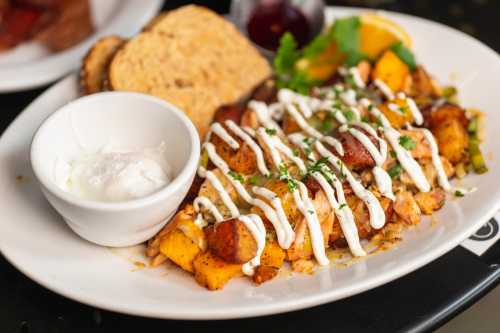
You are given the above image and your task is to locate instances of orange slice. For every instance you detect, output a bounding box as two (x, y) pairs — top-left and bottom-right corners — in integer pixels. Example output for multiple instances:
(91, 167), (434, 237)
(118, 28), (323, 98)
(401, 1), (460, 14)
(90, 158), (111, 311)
(360, 13), (412, 60)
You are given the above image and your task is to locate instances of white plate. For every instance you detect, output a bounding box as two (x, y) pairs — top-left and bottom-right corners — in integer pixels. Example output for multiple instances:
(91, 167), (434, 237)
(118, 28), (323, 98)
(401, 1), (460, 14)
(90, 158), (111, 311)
(0, 7), (500, 320)
(0, 0), (163, 93)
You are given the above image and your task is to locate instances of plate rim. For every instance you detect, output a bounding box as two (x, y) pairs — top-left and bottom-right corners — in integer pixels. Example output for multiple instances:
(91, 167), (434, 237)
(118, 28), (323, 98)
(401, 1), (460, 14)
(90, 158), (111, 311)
(1, 6), (500, 320)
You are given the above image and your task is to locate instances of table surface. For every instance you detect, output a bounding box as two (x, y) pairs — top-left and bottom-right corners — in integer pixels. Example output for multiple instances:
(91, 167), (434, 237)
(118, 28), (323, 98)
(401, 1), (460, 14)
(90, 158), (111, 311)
(1, 1), (499, 332)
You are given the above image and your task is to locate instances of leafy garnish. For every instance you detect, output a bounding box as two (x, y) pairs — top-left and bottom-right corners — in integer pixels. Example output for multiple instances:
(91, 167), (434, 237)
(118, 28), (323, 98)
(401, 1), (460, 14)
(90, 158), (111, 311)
(274, 33), (318, 94)
(344, 109), (355, 122)
(278, 163), (298, 192)
(390, 42), (417, 71)
(246, 175), (259, 185)
(398, 106), (408, 114)
(399, 135), (416, 150)
(332, 16), (366, 66)
(388, 164), (402, 179)
(454, 190), (465, 197)
(339, 203), (347, 210)
(265, 128), (277, 136)
(228, 171), (244, 182)
(390, 150), (397, 159)
(274, 32), (301, 77)
(307, 157), (330, 174)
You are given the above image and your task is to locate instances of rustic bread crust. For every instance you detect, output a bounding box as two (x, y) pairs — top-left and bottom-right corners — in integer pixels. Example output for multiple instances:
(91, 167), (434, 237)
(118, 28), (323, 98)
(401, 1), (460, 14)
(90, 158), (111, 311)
(108, 5), (271, 137)
(80, 35), (124, 95)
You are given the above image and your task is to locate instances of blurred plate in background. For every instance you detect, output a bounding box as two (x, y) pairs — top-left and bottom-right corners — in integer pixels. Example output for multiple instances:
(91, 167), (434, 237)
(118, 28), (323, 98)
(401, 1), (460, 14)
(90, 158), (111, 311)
(0, 0), (163, 93)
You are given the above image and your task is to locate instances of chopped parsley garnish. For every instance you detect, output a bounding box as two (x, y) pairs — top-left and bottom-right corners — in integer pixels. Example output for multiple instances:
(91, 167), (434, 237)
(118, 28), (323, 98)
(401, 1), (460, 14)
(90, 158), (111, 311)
(390, 150), (397, 159)
(388, 164), (403, 179)
(303, 137), (314, 159)
(228, 171), (244, 182)
(319, 114), (334, 134)
(293, 149), (300, 157)
(361, 116), (371, 123)
(343, 109), (355, 122)
(345, 74), (356, 87)
(368, 104), (374, 111)
(307, 157), (329, 174)
(339, 203), (347, 210)
(398, 106), (408, 114)
(273, 33), (318, 94)
(246, 175), (259, 185)
(332, 16), (366, 66)
(454, 190), (465, 197)
(278, 163), (298, 192)
(308, 209), (315, 215)
(265, 128), (277, 136)
(390, 42), (417, 71)
(399, 135), (416, 150)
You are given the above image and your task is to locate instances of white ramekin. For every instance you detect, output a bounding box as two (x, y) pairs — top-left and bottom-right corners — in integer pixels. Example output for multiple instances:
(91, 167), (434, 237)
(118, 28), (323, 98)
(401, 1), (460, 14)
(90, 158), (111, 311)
(30, 92), (200, 247)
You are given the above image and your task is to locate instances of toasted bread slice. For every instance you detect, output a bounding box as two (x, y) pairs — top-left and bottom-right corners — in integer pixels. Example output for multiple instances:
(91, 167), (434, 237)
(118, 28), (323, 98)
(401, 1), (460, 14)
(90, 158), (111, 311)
(108, 5), (271, 137)
(80, 35), (124, 95)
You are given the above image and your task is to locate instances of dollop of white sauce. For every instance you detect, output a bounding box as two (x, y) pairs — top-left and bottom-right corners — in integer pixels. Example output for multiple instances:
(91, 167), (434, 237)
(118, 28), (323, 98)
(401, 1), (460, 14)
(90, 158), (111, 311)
(59, 144), (171, 202)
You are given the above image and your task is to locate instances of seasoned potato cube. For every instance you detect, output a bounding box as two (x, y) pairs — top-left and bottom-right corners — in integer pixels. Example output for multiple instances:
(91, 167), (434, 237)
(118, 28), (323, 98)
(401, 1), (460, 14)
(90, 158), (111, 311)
(430, 104), (469, 164)
(160, 228), (201, 273)
(394, 191), (421, 225)
(206, 219), (257, 264)
(252, 266), (279, 285)
(372, 50), (410, 93)
(414, 189), (446, 215)
(411, 65), (440, 98)
(193, 251), (242, 290)
(260, 241), (286, 268)
(378, 98), (413, 129)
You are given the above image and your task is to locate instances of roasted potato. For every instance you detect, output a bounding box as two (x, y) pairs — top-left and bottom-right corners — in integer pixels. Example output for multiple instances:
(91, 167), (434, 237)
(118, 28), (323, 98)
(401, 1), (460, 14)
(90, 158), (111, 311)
(260, 241), (286, 268)
(193, 251), (242, 290)
(356, 60), (372, 84)
(372, 50), (410, 93)
(206, 219), (257, 264)
(414, 189), (445, 215)
(198, 169), (243, 218)
(411, 65), (441, 98)
(394, 191), (421, 225)
(430, 104), (469, 164)
(160, 228), (202, 273)
(250, 79), (277, 103)
(399, 130), (431, 160)
(213, 103), (246, 125)
(337, 129), (377, 170)
(147, 205), (205, 272)
(210, 131), (258, 175)
(252, 266), (279, 285)
(378, 98), (414, 129)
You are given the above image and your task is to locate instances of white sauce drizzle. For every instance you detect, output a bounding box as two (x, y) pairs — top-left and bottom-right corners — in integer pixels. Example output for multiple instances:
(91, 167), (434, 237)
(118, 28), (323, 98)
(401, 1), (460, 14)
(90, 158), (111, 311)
(405, 96), (424, 126)
(249, 101), (283, 135)
(289, 133), (366, 256)
(316, 141), (386, 229)
(292, 182), (329, 265)
(340, 89), (357, 106)
(225, 120), (270, 176)
(361, 98), (431, 193)
(208, 123), (240, 150)
(203, 142), (295, 249)
(383, 127), (431, 192)
(193, 196), (224, 228)
(374, 79), (395, 100)
(349, 67), (366, 88)
(420, 128), (476, 195)
(197, 166), (240, 218)
(239, 214), (266, 276)
(339, 123), (395, 200)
